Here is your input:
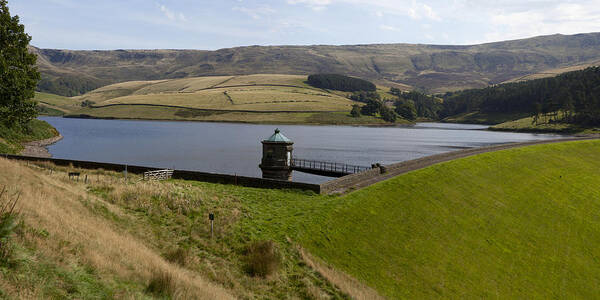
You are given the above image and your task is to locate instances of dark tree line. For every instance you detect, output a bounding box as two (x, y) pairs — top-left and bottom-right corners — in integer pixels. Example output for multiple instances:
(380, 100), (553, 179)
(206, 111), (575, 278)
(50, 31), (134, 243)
(441, 67), (600, 126)
(307, 74), (376, 92)
(392, 88), (443, 120)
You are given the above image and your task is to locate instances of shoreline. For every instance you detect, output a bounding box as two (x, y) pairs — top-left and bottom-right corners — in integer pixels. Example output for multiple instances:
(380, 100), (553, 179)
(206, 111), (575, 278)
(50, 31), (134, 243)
(20, 134), (63, 158)
(46, 114), (411, 127)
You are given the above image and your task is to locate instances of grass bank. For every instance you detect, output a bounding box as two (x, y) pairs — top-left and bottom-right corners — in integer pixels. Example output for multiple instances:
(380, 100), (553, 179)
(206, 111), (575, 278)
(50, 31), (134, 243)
(442, 111), (530, 125)
(0, 120), (59, 154)
(301, 139), (600, 298)
(491, 116), (600, 134)
(2, 140), (598, 298)
(0, 158), (370, 298)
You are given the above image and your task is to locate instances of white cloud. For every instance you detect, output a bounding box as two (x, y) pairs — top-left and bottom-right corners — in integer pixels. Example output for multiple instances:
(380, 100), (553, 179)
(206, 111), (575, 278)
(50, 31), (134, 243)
(288, 0), (442, 20)
(380, 25), (402, 32)
(159, 4), (186, 22)
(287, 0), (332, 11)
(480, 1), (600, 43)
(233, 5), (276, 19)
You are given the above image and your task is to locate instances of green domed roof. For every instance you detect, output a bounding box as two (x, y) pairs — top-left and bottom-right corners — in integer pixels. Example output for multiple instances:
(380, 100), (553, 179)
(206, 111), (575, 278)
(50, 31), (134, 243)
(264, 128), (292, 143)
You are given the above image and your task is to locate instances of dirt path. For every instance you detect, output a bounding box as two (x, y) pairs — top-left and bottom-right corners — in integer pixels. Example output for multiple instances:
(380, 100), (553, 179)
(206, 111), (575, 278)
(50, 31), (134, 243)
(324, 136), (599, 194)
(20, 135), (63, 158)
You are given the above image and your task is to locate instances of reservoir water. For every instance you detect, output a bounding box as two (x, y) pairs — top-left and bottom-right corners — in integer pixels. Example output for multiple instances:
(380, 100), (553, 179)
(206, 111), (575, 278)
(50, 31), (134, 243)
(40, 117), (564, 183)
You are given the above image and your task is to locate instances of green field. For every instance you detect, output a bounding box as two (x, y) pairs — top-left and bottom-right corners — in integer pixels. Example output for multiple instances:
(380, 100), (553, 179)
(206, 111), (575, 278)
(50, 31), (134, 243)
(73, 74), (352, 112)
(300, 140), (600, 298)
(35, 74), (406, 125)
(70, 105), (394, 125)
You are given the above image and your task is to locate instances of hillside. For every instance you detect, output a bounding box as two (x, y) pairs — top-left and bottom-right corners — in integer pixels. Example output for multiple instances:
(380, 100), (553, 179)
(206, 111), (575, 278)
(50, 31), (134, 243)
(0, 157), (371, 298)
(441, 66), (600, 129)
(33, 33), (600, 96)
(2, 139), (599, 298)
(302, 139), (600, 298)
(38, 74), (396, 125)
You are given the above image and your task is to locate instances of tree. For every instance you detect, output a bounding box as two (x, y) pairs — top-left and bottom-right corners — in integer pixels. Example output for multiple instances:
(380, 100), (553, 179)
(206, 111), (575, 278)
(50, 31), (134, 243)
(350, 104), (361, 118)
(360, 99), (381, 116)
(395, 100), (417, 121)
(0, 0), (40, 126)
(379, 105), (397, 123)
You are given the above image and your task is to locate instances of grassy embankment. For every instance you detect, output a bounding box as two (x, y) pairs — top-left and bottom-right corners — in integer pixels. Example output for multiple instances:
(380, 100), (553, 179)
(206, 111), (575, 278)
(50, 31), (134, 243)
(0, 158), (376, 299)
(302, 139), (600, 298)
(1, 139), (599, 298)
(0, 120), (59, 154)
(37, 74), (405, 125)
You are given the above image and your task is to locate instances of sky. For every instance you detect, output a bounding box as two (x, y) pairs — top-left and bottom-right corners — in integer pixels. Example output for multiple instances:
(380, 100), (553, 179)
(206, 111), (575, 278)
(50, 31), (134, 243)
(9, 0), (600, 50)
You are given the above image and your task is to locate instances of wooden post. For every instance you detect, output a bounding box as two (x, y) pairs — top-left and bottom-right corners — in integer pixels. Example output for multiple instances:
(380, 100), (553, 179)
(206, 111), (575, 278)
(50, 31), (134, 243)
(209, 213), (214, 238)
(124, 165), (128, 181)
(85, 175), (88, 184)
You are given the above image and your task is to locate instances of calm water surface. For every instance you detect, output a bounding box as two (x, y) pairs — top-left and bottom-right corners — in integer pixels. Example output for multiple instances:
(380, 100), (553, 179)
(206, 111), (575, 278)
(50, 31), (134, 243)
(40, 117), (564, 183)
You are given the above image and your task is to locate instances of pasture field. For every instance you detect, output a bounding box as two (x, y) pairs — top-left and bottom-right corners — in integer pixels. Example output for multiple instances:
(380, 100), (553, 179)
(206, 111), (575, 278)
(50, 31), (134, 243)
(97, 86), (353, 112)
(212, 74), (309, 87)
(35, 74), (411, 124)
(71, 105), (389, 125)
(35, 92), (80, 114)
(36, 74), (396, 124)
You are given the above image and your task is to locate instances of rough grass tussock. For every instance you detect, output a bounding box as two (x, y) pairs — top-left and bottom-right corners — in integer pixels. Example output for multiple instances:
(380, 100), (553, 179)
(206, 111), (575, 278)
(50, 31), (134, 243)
(244, 240), (281, 278)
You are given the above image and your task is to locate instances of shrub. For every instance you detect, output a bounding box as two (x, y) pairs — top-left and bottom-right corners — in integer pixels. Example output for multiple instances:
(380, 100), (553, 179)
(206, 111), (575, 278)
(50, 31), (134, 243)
(0, 186), (20, 266)
(163, 247), (188, 266)
(146, 270), (176, 297)
(245, 240), (280, 278)
(350, 105), (361, 118)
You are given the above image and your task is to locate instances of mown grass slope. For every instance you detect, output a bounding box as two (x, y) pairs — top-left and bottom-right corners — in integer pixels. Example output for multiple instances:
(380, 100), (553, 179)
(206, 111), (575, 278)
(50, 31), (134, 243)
(301, 140), (600, 298)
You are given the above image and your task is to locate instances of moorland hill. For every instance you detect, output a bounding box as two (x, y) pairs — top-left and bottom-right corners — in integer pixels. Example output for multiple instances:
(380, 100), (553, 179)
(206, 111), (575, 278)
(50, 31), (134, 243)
(33, 32), (600, 96)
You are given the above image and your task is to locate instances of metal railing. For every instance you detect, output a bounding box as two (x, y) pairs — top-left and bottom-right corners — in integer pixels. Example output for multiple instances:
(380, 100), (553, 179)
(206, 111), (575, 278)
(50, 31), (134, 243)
(291, 158), (370, 175)
(143, 169), (174, 181)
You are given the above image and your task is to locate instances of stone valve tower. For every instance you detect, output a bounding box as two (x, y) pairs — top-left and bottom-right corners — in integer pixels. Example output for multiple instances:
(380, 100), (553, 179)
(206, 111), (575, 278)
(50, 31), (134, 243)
(259, 128), (294, 181)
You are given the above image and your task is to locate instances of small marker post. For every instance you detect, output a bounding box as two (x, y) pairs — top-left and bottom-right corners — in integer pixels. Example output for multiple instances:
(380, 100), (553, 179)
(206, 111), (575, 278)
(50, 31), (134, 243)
(209, 213), (215, 238)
